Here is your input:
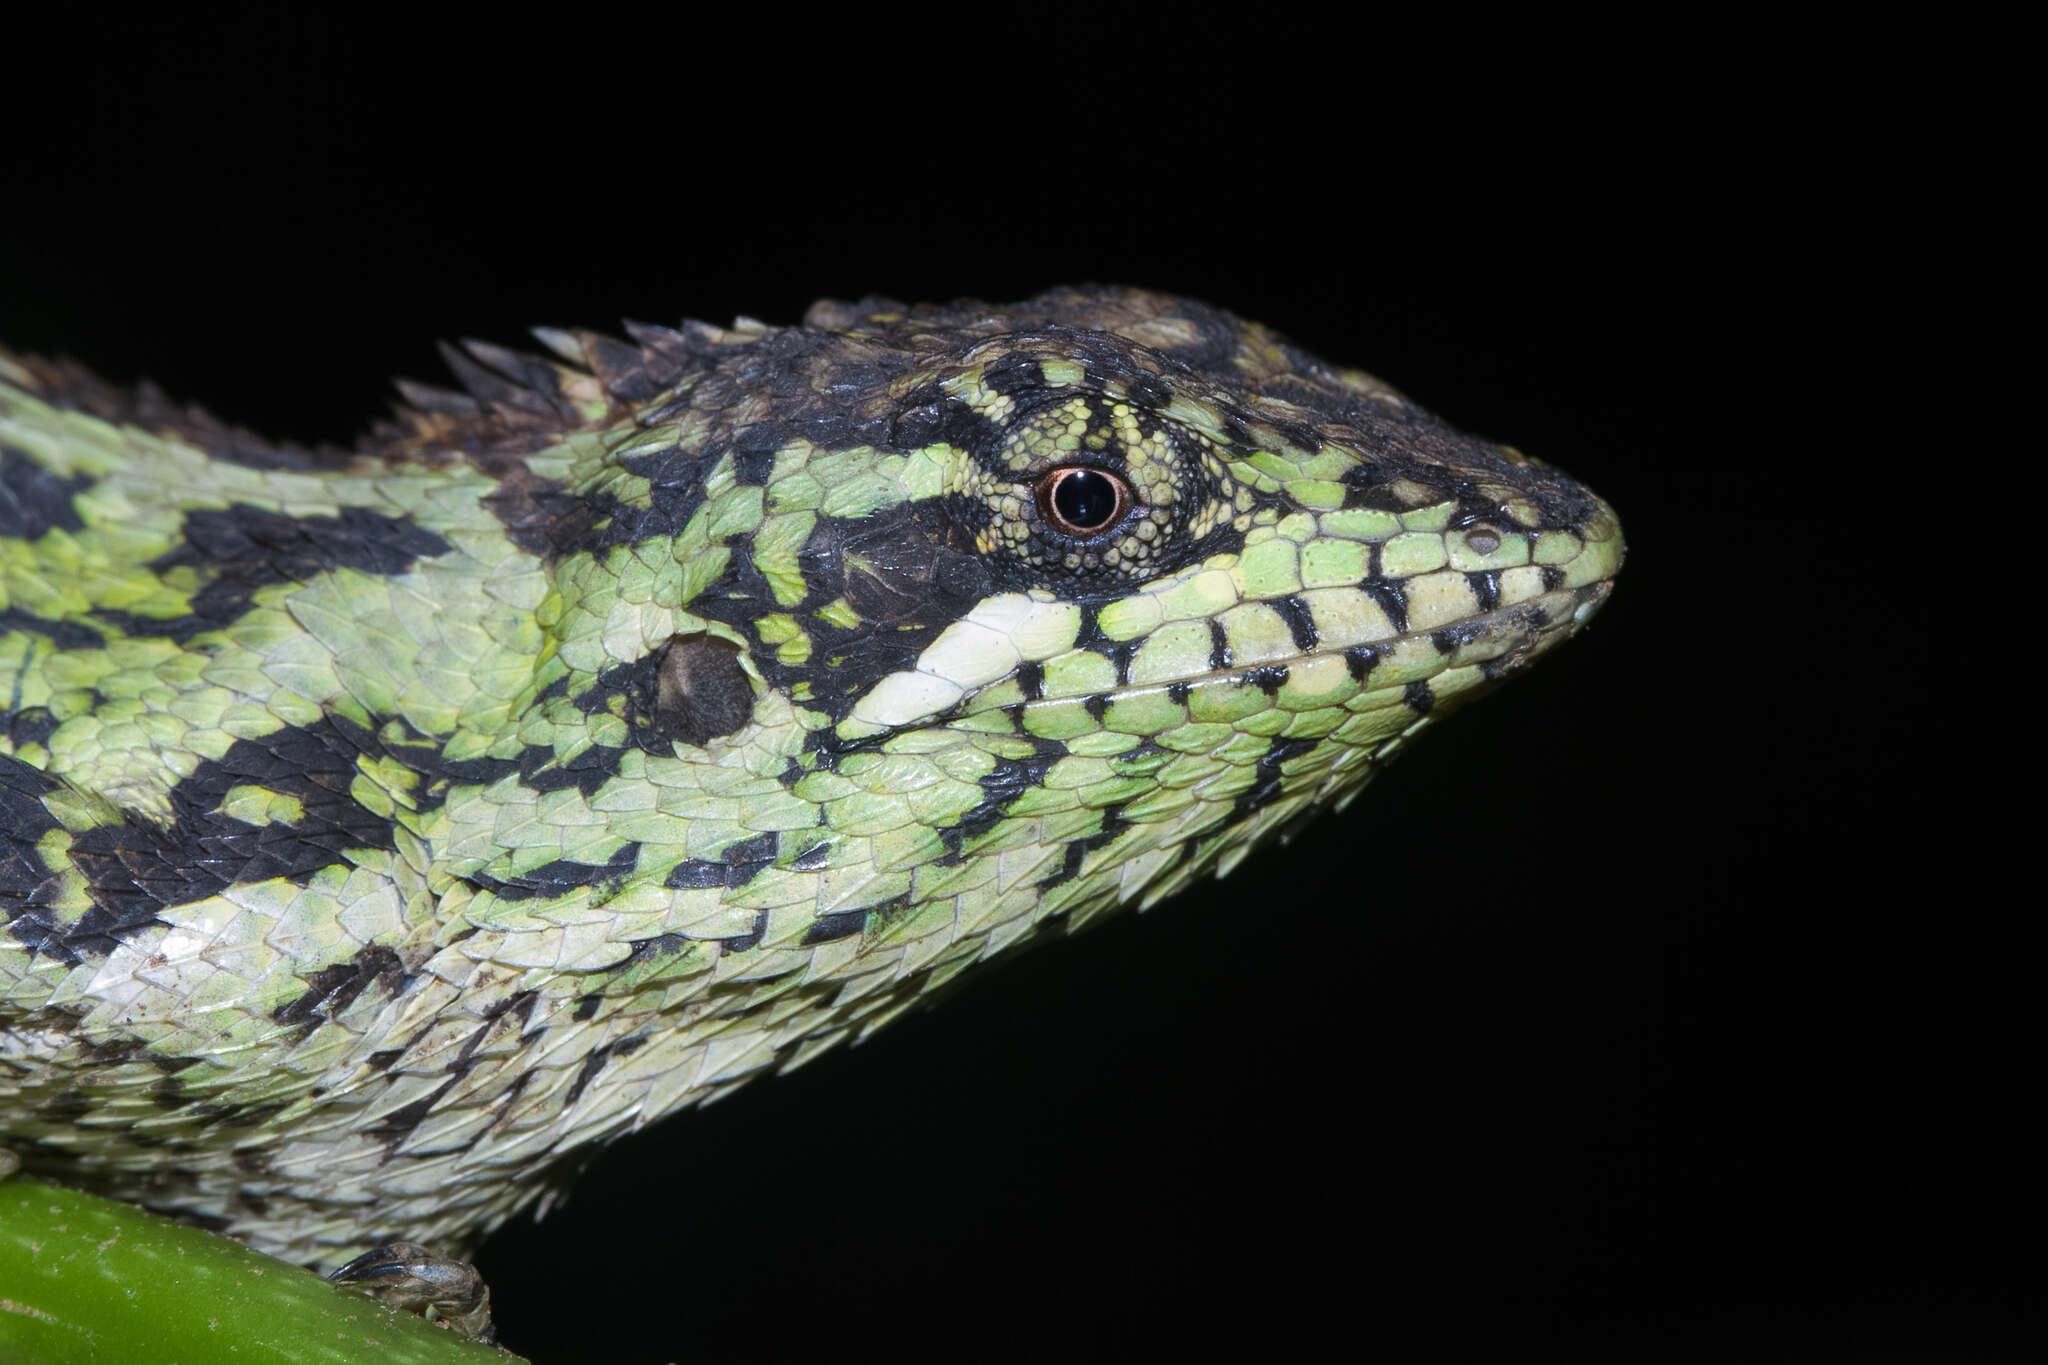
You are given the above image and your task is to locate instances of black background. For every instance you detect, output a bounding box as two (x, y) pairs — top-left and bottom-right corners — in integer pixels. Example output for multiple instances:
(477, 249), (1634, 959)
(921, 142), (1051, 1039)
(4, 12), (2001, 1365)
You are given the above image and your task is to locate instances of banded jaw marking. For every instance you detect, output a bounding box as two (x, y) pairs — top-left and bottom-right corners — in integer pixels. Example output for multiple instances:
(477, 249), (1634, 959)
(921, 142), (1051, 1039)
(836, 494), (1624, 746)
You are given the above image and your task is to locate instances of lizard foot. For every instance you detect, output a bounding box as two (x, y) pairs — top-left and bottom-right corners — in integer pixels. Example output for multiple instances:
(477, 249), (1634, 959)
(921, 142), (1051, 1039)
(329, 1240), (495, 1340)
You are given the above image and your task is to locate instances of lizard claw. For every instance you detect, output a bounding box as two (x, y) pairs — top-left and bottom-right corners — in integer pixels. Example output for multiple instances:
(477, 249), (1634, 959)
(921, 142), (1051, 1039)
(329, 1240), (495, 1341)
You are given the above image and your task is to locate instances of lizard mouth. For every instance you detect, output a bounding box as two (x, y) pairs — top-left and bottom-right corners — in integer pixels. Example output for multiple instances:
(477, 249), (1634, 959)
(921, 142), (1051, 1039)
(967, 574), (1617, 725)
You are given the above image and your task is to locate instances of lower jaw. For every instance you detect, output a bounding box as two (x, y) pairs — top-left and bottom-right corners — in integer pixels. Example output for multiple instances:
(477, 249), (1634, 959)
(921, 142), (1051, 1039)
(1000, 576), (1614, 726)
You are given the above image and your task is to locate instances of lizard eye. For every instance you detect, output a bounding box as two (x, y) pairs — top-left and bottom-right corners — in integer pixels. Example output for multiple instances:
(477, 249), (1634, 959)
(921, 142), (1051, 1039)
(1038, 466), (1130, 538)
(962, 388), (1227, 587)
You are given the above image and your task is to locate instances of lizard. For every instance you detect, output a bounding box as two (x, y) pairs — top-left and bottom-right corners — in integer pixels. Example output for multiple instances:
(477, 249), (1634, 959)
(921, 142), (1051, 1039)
(0, 286), (1622, 1333)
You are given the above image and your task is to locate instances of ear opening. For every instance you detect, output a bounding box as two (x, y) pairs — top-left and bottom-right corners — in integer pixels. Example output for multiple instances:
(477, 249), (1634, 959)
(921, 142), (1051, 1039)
(653, 632), (755, 749)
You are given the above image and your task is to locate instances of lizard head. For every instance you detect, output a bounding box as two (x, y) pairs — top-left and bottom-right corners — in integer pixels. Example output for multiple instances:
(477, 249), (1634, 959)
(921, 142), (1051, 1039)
(473, 287), (1622, 949)
(0, 287), (1623, 1260)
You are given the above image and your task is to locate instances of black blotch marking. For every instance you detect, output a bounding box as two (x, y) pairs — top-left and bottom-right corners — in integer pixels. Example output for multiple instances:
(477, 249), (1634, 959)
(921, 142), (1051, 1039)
(167, 503), (448, 605)
(563, 1033), (649, 1108)
(1228, 735), (1319, 827)
(1335, 474), (1417, 511)
(470, 841), (640, 903)
(663, 860), (729, 891)
(365, 1083), (459, 1146)
(0, 445), (91, 539)
(365, 990), (540, 1151)
(1243, 665), (1290, 695)
(938, 553), (994, 601)
(447, 990), (540, 1078)
(573, 993), (603, 1021)
(1016, 660), (1044, 701)
(1451, 496), (1516, 532)
(663, 831), (779, 891)
(479, 1071), (535, 1142)
(1071, 602), (1106, 652)
(720, 909), (771, 954)
(521, 746), (628, 800)
(84, 607), (191, 643)
(366, 1049), (403, 1071)
(981, 355), (1045, 397)
(698, 499), (986, 730)
(863, 893), (913, 926)
(3, 705), (60, 751)
(1403, 681), (1435, 714)
(1430, 625), (1471, 656)
(274, 945), (409, 1036)
(481, 468), (597, 557)
(1342, 477), (1421, 513)
(891, 390), (1006, 453)
(1541, 565), (1567, 592)
(1362, 582), (1409, 634)
(498, 476), (693, 563)
(1167, 680), (1192, 704)
(729, 422), (787, 485)
(1099, 640), (1137, 686)
(950, 733), (1066, 848)
(0, 607), (103, 650)
(614, 932), (690, 974)
(1207, 619), (1231, 670)
(1469, 571), (1501, 611)
(23, 718), (401, 964)
(359, 722), (621, 811)
(801, 909), (868, 945)
(1184, 518), (1250, 565)
(1274, 596), (1319, 652)
(791, 841), (831, 871)
(1344, 646), (1379, 682)
(1037, 809), (1132, 890)
(68, 1036), (147, 1067)
(103, 504), (450, 643)
(1126, 373), (1171, 408)
(1082, 694), (1109, 723)
(864, 896), (913, 929)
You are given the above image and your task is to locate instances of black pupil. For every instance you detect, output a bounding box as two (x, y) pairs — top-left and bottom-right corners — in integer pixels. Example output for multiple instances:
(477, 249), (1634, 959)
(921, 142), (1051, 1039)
(1053, 469), (1118, 531)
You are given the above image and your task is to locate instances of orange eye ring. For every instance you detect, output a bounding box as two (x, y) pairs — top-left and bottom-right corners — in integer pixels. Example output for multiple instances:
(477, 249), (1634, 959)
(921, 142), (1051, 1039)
(1036, 466), (1131, 538)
